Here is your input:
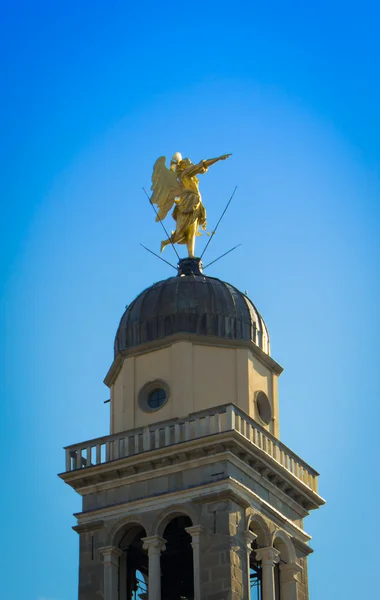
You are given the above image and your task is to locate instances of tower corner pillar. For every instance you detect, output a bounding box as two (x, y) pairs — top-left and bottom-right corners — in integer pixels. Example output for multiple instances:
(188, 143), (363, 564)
(279, 562), (302, 600)
(99, 546), (123, 600)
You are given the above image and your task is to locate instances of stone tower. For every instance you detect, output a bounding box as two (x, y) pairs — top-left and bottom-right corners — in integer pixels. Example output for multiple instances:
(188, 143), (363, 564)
(60, 257), (324, 600)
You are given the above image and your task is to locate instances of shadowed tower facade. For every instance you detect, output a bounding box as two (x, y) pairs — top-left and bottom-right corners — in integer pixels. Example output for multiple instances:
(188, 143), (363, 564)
(60, 257), (324, 600)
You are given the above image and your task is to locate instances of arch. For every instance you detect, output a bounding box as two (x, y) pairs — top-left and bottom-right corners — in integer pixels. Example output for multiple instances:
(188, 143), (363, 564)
(246, 512), (272, 547)
(107, 515), (149, 547)
(272, 529), (297, 564)
(153, 503), (197, 537)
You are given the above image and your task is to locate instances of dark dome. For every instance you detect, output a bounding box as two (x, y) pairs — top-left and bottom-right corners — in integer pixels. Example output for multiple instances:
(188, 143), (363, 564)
(114, 258), (270, 357)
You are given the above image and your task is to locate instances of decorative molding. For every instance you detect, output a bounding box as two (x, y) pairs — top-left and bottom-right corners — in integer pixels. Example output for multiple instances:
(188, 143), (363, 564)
(192, 487), (251, 508)
(72, 519), (104, 534)
(291, 536), (314, 557)
(243, 530), (258, 551)
(185, 525), (204, 540)
(99, 546), (123, 560)
(255, 546), (281, 565)
(60, 424), (323, 514)
(72, 477), (312, 549)
(279, 562), (302, 582)
(142, 535), (166, 554)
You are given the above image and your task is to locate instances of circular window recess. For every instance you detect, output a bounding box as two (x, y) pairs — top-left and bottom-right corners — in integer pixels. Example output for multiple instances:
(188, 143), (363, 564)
(255, 391), (272, 425)
(139, 380), (170, 412)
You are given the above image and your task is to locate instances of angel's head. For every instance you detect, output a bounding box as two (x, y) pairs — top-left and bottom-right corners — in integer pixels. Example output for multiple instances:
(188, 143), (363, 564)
(175, 157), (193, 175)
(170, 152), (182, 171)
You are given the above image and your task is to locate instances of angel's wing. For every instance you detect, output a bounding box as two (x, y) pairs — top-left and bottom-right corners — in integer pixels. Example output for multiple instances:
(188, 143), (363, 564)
(150, 156), (181, 221)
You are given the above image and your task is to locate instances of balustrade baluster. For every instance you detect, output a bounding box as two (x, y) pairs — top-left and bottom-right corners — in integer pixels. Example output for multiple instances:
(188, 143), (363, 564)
(215, 412), (221, 433)
(252, 427), (257, 446)
(269, 439), (274, 457)
(76, 449), (82, 469)
(113, 439), (119, 460)
(154, 428), (160, 449)
(65, 450), (70, 472)
(226, 405), (236, 431)
(204, 414), (210, 435)
(164, 426), (171, 446)
(143, 426), (151, 451)
(174, 423), (180, 443)
(96, 443), (101, 465)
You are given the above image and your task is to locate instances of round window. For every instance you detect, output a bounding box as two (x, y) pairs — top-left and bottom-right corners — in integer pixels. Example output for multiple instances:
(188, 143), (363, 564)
(139, 380), (170, 412)
(147, 387), (167, 409)
(255, 391), (272, 425)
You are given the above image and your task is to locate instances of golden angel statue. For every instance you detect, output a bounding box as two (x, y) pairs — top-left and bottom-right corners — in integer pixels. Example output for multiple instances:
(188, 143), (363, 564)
(150, 152), (231, 258)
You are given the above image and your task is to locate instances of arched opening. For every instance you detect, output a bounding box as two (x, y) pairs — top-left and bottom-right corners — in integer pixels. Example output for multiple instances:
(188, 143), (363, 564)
(273, 534), (294, 600)
(161, 516), (194, 600)
(117, 524), (148, 600)
(247, 517), (271, 600)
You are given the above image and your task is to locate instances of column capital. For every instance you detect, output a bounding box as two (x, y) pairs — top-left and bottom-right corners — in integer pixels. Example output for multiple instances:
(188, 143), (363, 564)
(243, 530), (257, 551)
(185, 525), (204, 540)
(255, 546), (281, 565)
(142, 535), (166, 555)
(279, 562), (302, 582)
(99, 546), (123, 559)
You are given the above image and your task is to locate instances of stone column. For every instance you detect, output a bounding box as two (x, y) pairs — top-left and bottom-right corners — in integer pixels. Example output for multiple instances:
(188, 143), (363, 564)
(279, 563), (302, 600)
(243, 531), (257, 599)
(255, 547), (280, 600)
(185, 525), (204, 600)
(99, 546), (123, 600)
(142, 535), (166, 600)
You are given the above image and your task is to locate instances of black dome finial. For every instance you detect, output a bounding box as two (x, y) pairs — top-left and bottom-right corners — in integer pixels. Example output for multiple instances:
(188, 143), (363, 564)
(177, 257), (203, 277)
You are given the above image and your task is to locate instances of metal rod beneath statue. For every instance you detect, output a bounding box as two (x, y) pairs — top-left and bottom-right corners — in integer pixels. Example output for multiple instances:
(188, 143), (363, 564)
(203, 244), (241, 270)
(140, 244), (177, 270)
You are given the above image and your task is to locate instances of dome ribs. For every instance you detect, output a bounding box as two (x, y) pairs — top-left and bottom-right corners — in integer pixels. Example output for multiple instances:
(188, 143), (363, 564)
(114, 273), (270, 356)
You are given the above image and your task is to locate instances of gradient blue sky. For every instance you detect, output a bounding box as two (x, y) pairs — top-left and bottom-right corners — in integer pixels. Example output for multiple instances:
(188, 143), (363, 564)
(1, 2), (379, 599)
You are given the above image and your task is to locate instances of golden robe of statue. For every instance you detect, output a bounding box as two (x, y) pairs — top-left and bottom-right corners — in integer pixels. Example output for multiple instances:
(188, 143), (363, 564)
(150, 152), (231, 257)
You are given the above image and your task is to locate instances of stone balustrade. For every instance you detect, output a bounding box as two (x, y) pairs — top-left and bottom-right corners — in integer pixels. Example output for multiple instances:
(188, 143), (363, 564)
(64, 403), (319, 492)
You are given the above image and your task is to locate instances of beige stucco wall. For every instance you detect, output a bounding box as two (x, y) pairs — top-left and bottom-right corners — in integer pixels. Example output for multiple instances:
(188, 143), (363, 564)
(110, 340), (280, 436)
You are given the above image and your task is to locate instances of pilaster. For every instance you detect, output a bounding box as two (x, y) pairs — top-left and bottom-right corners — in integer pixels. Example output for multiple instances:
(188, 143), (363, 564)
(185, 525), (204, 600)
(99, 546), (123, 600)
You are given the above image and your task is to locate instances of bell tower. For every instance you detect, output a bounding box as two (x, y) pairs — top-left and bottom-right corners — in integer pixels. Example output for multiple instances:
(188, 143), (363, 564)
(60, 256), (324, 600)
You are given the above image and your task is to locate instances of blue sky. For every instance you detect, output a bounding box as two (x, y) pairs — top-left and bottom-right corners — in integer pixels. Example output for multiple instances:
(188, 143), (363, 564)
(1, 2), (379, 599)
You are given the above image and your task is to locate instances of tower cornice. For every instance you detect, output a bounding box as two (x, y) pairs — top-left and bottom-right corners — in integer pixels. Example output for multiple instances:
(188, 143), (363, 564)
(104, 333), (283, 387)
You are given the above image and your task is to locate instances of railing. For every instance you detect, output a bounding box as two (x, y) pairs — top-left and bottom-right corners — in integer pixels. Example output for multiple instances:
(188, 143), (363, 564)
(64, 404), (319, 493)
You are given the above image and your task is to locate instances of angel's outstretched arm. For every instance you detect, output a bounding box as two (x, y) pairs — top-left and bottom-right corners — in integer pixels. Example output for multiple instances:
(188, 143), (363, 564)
(203, 153), (232, 168)
(184, 154), (231, 178)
